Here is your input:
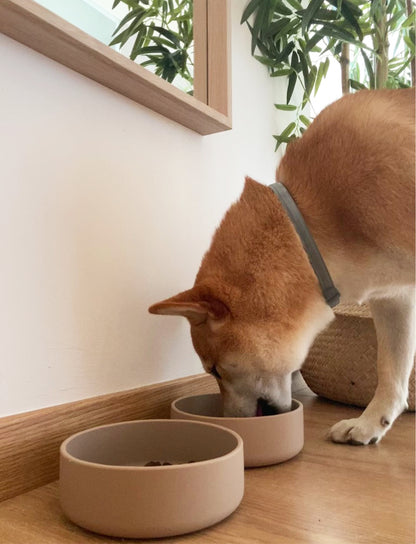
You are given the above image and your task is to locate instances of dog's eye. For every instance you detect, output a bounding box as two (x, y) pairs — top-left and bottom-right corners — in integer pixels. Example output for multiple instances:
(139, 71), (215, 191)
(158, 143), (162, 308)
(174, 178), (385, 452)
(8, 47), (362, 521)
(210, 366), (222, 379)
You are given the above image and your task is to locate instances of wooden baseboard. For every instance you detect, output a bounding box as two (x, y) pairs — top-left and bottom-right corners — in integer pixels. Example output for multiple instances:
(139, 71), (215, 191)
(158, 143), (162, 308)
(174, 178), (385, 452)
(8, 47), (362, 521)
(0, 374), (217, 502)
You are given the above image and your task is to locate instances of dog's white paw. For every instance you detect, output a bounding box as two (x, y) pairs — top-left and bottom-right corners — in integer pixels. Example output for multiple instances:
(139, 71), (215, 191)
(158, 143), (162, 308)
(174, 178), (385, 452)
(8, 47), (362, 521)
(329, 417), (389, 445)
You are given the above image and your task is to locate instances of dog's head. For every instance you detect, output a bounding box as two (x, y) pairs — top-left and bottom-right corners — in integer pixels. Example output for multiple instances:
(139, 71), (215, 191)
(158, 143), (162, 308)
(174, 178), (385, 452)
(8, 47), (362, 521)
(149, 178), (333, 416)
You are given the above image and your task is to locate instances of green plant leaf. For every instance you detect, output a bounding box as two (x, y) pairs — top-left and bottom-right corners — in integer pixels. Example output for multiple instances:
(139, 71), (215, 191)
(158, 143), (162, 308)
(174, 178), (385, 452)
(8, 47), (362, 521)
(298, 49), (311, 84)
(109, 26), (135, 47)
(111, 7), (146, 37)
(274, 137), (283, 151)
(361, 49), (375, 88)
(152, 26), (182, 47)
(314, 60), (326, 95)
(343, 0), (365, 18)
(251, 1), (269, 54)
(274, 135), (297, 150)
(275, 42), (296, 64)
(387, 7), (407, 31)
(286, 0), (303, 11)
(151, 36), (178, 49)
(302, 65), (317, 105)
(140, 45), (170, 54)
(402, 10), (416, 28)
(287, 71), (297, 103)
(299, 114), (311, 126)
(280, 121), (297, 139)
(274, 121), (297, 150)
(349, 78), (367, 90)
(304, 33), (323, 53)
(327, 0), (363, 39)
(291, 51), (301, 73)
(254, 55), (278, 67)
(322, 37), (337, 54)
(404, 34), (416, 55)
(280, 19), (302, 39)
(274, 1), (293, 16)
(390, 55), (413, 77)
(270, 68), (293, 77)
(241, 0), (263, 24)
(264, 18), (291, 38)
(323, 56), (330, 77)
(316, 22), (357, 43)
(130, 26), (147, 59)
(302, 0), (324, 33)
(274, 103), (298, 110)
(333, 40), (343, 56)
(309, 8), (339, 21)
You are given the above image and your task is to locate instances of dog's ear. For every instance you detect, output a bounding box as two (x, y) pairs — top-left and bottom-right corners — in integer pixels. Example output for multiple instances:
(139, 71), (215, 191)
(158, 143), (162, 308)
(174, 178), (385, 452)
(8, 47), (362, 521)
(148, 289), (229, 326)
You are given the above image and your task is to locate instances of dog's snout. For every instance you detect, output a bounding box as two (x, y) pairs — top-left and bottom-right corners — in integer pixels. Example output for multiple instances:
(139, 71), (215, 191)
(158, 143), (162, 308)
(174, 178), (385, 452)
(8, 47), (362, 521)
(256, 396), (293, 417)
(256, 398), (281, 417)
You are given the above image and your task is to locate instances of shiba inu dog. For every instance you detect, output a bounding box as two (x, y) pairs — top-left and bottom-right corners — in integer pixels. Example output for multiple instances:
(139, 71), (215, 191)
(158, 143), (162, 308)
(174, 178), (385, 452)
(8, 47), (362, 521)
(149, 89), (415, 445)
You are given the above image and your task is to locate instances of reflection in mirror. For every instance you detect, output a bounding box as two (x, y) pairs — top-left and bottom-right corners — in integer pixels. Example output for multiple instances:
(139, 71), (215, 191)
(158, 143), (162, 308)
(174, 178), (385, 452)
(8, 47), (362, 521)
(34, 0), (194, 94)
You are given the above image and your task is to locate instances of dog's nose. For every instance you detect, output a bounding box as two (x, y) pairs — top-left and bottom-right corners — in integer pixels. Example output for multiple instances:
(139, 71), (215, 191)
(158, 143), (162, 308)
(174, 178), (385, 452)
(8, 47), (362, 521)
(256, 398), (292, 416)
(256, 398), (279, 416)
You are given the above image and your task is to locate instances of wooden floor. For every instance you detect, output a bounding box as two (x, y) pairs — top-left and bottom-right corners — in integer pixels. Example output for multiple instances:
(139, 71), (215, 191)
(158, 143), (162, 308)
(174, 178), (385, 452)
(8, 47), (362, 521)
(0, 394), (414, 544)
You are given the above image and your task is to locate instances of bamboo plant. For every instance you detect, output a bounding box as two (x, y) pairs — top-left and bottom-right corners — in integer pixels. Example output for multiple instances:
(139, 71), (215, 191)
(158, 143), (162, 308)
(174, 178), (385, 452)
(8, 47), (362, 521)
(241, 0), (415, 150)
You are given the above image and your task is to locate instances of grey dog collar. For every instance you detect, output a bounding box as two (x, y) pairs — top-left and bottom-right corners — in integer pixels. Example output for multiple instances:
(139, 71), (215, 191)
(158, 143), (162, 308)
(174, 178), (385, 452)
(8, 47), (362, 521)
(269, 182), (340, 308)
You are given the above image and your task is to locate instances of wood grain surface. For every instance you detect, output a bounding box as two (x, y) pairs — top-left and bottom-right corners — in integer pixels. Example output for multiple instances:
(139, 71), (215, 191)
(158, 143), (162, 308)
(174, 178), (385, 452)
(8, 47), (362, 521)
(207, 0), (231, 117)
(0, 393), (413, 544)
(0, 374), (218, 502)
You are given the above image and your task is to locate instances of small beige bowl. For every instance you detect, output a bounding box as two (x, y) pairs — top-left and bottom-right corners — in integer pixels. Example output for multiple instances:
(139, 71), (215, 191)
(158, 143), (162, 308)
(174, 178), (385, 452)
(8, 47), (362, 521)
(171, 394), (303, 467)
(60, 419), (244, 539)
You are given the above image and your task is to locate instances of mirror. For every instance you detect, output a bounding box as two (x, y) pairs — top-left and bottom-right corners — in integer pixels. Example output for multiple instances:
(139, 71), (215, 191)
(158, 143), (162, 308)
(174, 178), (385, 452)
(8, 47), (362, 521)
(0, 0), (231, 134)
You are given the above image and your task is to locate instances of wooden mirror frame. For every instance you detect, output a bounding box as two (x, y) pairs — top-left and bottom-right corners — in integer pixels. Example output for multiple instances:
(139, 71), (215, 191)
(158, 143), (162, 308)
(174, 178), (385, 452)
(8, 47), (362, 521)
(0, 0), (231, 134)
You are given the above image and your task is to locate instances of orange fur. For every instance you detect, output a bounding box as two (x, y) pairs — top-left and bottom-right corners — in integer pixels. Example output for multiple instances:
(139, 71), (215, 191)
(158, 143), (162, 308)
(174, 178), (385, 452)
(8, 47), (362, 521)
(150, 89), (415, 437)
(278, 88), (415, 258)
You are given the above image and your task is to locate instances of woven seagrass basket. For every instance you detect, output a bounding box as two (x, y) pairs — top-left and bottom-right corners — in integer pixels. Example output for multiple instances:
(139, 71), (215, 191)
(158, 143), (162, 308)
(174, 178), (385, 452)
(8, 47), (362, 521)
(301, 304), (415, 411)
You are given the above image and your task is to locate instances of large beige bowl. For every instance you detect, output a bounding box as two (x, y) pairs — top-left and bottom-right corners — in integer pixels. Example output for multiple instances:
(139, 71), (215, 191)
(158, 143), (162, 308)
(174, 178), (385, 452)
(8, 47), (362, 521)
(171, 394), (303, 467)
(60, 419), (244, 539)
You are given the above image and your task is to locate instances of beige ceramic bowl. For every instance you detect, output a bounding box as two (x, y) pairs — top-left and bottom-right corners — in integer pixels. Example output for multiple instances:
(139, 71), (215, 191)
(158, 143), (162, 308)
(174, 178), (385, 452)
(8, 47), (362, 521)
(171, 394), (304, 467)
(60, 419), (244, 539)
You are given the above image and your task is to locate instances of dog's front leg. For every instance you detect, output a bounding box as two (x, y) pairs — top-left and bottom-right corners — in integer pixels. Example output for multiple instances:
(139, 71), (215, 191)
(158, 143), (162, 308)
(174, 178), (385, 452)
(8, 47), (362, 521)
(329, 290), (415, 445)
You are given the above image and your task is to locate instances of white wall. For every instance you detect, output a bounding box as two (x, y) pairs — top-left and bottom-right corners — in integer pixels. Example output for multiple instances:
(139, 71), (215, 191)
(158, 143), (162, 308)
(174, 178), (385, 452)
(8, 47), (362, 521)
(0, 3), (285, 416)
